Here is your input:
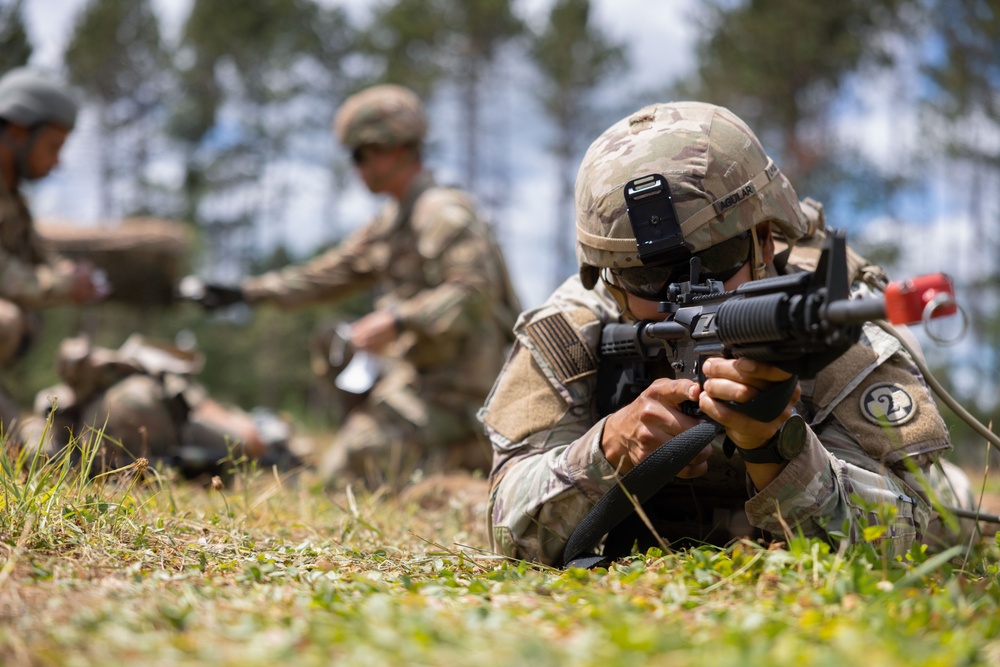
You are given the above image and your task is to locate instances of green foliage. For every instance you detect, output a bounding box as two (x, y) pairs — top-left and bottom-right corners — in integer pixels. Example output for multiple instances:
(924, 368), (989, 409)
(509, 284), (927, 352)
(364, 0), (523, 92)
(62, 0), (178, 219)
(64, 0), (168, 109)
(0, 0), (31, 74)
(917, 1), (1000, 414)
(682, 0), (920, 202)
(531, 0), (624, 107)
(361, 0), (449, 97)
(172, 0), (356, 144)
(167, 0), (359, 282)
(362, 0), (523, 191)
(530, 0), (626, 287)
(2, 439), (999, 665)
(922, 0), (1000, 141)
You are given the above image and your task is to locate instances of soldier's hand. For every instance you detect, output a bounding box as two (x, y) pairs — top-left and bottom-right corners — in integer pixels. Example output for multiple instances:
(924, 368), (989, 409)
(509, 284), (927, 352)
(350, 309), (400, 353)
(698, 357), (800, 451)
(178, 276), (246, 311)
(601, 377), (709, 476)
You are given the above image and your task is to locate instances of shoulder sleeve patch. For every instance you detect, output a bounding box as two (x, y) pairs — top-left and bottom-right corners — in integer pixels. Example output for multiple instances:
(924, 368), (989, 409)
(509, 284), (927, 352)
(525, 312), (597, 384)
(831, 354), (950, 465)
(811, 342), (878, 411)
(482, 345), (568, 444)
(859, 383), (917, 426)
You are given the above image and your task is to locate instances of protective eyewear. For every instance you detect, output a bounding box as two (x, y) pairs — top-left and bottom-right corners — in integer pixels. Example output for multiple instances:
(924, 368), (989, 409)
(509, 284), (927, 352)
(351, 145), (380, 166)
(611, 231), (753, 300)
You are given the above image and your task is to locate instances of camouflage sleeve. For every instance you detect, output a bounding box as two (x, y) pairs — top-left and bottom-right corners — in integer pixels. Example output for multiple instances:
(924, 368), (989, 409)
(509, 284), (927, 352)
(484, 342), (619, 565)
(745, 323), (955, 558)
(488, 422), (620, 565)
(392, 191), (498, 337)
(0, 247), (76, 308)
(744, 420), (930, 557)
(241, 220), (383, 308)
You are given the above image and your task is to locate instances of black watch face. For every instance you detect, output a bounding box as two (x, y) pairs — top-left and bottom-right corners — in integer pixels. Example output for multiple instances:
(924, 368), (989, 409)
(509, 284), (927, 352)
(777, 415), (806, 460)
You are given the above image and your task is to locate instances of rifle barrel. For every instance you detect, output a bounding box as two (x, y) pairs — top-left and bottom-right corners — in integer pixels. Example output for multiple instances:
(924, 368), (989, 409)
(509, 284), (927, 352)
(824, 297), (886, 325)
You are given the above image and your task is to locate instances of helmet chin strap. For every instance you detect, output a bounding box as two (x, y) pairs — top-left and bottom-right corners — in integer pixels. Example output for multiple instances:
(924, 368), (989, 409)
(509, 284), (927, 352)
(600, 269), (638, 321)
(749, 225), (767, 281)
(1, 125), (41, 183)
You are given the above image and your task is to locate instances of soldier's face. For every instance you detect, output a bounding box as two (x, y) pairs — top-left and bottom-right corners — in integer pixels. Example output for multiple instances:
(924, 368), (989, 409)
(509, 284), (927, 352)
(624, 224), (775, 321)
(12, 123), (70, 181)
(626, 260), (756, 321)
(353, 144), (409, 194)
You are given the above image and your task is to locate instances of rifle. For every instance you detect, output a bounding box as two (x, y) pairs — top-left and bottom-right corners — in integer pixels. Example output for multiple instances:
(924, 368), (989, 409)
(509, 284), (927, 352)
(597, 229), (954, 421)
(562, 229), (957, 567)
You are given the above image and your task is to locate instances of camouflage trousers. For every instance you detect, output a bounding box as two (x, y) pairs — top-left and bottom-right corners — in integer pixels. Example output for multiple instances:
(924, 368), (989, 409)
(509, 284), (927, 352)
(0, 298), (40, 440)
(0, 299), (26, 368)
(316, 373), (491, 489)
(924, 458), (981, 549)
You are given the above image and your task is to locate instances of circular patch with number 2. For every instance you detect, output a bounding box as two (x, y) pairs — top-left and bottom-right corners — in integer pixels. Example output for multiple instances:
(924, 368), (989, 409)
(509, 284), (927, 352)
(860, 383), (916, 426)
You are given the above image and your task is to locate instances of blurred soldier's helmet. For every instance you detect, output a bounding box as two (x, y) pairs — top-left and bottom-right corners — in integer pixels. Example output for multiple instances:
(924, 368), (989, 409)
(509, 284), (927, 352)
(333, 84), (427, 150)
(574, 101), (809, 292)
(0, 67), (78, 130)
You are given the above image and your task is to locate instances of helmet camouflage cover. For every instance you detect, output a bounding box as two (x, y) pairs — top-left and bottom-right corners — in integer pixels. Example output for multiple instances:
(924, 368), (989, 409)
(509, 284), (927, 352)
(333, 84), (427, 149)
(575, 101), (809, 289)
(0, 67), (78, 129)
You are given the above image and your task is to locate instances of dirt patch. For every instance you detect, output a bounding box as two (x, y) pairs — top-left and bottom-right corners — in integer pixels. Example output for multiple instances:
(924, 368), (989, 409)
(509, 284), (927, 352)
(400, 472), (489, 512)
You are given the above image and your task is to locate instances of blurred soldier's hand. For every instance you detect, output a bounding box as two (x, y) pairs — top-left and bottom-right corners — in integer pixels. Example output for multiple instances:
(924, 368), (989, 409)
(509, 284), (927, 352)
(350, 309), (400, 353)
(178, 276), (246, 311)
(71, 260), (111, 303)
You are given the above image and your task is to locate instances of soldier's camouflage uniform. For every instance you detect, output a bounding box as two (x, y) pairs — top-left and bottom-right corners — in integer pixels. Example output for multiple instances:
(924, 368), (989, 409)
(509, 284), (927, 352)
(27, 334), (294, 474)
(0, 175), (81, 429)
(243, 170), (520, 485)
(481, 223), (976, 566)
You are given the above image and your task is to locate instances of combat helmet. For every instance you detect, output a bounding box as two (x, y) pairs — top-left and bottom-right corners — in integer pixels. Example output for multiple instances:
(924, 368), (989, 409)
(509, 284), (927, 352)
(333, 84), (427, 150)
(575, 101), (809, 293)
(0, 67), (78, 129)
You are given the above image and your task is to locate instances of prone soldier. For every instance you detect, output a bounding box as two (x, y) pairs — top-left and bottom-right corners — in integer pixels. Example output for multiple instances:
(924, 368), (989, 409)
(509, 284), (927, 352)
(0, 69), (290, 476)
(481, 101), (977, 566)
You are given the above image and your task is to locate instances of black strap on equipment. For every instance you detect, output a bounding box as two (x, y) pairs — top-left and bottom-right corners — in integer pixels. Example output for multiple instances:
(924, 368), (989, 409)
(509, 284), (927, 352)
(560, 421), (723, 568)
(559, 375), (798, 569)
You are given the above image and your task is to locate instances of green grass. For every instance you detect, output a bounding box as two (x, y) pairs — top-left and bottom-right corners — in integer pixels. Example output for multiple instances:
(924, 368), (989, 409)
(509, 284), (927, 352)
(1, 432), (999, 667)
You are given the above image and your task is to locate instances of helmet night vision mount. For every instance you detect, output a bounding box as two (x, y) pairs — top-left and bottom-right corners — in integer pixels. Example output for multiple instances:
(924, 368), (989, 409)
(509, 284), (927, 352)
(624, 173), (691, 267)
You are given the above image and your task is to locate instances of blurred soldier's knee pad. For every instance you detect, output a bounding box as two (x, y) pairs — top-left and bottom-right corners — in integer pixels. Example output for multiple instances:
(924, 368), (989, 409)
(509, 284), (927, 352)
(80, 374), (179, 467)
(0, 300), (27, 368)
(939, 459), (975, 510)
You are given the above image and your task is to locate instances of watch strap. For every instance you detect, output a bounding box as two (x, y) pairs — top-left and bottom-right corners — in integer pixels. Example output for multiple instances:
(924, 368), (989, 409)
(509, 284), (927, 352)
(727, 414), (806, 464)
(728, 435), (788, 464)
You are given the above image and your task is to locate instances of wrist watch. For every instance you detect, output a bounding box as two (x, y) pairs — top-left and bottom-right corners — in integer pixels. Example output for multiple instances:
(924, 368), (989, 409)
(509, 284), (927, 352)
(732, 414), (807, 464)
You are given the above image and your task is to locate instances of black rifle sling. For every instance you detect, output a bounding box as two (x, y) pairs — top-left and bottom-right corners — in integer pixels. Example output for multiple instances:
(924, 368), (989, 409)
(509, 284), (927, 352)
(560, 421), (723, 568)
(560, 375), (799, 569)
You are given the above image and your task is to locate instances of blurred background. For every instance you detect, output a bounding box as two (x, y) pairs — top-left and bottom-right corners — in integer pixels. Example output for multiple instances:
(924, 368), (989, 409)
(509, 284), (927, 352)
(4, 0), (999, 459)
